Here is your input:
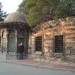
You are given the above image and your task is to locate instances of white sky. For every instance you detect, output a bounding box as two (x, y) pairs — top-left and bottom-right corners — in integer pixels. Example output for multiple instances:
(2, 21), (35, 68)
(0, 0), (23, 13)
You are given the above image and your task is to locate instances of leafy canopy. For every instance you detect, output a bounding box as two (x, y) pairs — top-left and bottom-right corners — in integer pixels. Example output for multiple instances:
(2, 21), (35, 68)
(0, 2), (7, 22)
(18, 0), (75, 26)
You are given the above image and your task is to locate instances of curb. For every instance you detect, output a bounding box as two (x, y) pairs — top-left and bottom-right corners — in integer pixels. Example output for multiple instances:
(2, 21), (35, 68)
(6, 60), (75, 72)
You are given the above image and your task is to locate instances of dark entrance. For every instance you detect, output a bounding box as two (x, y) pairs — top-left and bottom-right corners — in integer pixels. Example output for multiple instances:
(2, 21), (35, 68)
(54, 35), (63, 53)
(35, 37), (42, 51)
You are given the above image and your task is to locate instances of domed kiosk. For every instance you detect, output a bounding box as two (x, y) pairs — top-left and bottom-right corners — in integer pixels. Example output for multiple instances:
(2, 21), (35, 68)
(0, 12), (29, 59)
(4, 12), (26, 23)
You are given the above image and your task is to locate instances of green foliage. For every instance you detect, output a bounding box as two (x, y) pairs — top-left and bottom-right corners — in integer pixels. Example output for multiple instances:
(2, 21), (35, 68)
(18, 0), (75, 26)
(19, 0), (51, 26)
(0, 2), (7, 22)
(54, 3), (69, 18)
(54, 0), (75, 18)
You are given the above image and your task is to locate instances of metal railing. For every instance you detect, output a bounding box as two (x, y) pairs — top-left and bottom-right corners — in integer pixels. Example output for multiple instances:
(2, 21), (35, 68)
(0, 52), (29, 63)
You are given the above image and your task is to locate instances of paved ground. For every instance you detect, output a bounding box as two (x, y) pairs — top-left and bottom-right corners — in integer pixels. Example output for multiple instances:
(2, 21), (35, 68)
(0, 52), (75, 71)
(6, 59), (75, 72)
(0, 63), (75, 75)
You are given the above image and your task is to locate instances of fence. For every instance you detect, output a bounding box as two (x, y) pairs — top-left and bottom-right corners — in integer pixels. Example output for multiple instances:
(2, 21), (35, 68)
(0, 52), (50, 63)
(0, 52), (29, 63)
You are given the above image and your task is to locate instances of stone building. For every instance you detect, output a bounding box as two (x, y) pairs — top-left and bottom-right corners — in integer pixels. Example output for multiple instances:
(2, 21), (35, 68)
(30, 17), (75, 61)
(0, 12), (29, 58)
(0, 11), (75, 61)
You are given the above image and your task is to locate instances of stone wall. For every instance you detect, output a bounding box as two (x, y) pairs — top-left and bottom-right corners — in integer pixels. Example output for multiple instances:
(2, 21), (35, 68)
(31, 17), (75, 60)
(0, 28), (8, 53)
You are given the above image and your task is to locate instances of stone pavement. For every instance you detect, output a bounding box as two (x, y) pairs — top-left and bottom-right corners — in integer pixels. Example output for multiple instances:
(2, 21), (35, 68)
(0, 53), (75, 71)
(6, 58), (75, 72)
(0, 52), (75, 71)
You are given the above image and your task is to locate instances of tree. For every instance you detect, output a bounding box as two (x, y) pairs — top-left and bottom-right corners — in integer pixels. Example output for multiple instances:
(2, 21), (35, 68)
(0, 2), (7, 22)
(18, 0), (75, 26)
(19, 0), (52, 26)
(53, 0), (75, 18)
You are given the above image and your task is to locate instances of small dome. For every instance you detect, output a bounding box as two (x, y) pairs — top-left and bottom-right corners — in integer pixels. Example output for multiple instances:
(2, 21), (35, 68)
(4, 12), (26, 23)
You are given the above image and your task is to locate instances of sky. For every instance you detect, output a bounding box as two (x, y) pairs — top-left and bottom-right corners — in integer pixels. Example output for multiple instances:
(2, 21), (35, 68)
(0, 0), (23, 13)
